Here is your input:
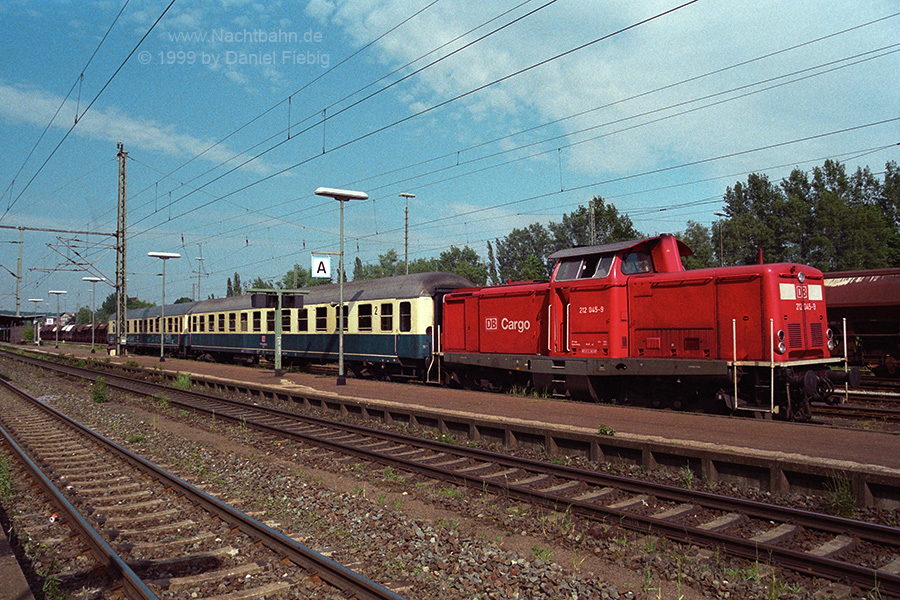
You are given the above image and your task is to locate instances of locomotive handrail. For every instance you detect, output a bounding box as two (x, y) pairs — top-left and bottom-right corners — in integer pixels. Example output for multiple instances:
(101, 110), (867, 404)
(770, 318), (776, 414)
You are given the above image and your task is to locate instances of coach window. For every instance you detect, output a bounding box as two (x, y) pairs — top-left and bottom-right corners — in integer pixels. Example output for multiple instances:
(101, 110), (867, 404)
(229, 313), (236, 332)
(315, 306), (328, 332)
(335, 305), (348, 331)
(282, 309), (291, 332)
(400, 301), (411, 332)
(218, 314), (225, 332)
(208, 314), (215, 332)
(253, 311), (262, 333)
(298, 308), (309, 332)
(240, 313), (248, 333)
(381, 303), (393, 332)
(266, 309), (275, 333)
(199, 315), (205, 332)
(358, 303), (372, 331)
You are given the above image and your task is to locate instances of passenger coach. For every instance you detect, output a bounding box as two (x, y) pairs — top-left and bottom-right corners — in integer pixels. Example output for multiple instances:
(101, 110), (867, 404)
(110, 272), (472, 380)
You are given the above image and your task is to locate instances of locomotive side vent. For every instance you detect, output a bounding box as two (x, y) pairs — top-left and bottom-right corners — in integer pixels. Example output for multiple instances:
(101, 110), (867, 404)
(787, 323), (803, 348)
(809, 322), (823, 347)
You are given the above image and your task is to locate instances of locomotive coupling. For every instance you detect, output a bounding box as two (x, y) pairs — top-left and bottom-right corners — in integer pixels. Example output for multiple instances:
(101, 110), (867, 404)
(787, 367), (860, 404)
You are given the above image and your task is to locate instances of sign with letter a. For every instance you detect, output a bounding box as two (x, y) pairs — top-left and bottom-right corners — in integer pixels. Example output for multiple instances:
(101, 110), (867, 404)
(312, 255), (331, 279)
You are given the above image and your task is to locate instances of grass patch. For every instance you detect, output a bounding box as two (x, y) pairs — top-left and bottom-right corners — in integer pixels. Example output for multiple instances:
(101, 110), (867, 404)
(91, 377), (109, 403)
(173, 372), (192, 390)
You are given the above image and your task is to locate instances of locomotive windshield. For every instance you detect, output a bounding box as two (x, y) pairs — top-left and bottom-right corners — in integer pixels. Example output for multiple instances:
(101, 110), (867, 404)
(621, 251), (652, 275)
(555, 254), (614, 281)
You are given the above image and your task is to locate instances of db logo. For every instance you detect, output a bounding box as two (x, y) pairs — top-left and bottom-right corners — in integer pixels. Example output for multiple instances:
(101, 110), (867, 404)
(485, 317), (498, 330)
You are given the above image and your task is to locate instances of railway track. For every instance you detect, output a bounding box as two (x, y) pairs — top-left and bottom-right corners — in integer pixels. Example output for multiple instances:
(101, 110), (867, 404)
(5, 349), (900, 597)
(0, 375), (408, 599)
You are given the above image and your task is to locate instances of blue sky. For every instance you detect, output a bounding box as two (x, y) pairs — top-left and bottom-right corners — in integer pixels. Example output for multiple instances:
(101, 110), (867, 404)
(1, 0), (898, 313)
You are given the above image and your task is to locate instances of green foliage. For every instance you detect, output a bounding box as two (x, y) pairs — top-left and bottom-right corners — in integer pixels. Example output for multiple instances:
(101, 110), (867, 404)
(91, 377), (109, 403)
(226, 272), (243, 296)
(0, 454), (12, 503)
(826, 473), (856, 518)
(680, 220), (717, 269)
(597, 424), (615, 436)
(721, 159), (900, 270)
(173, 296), (194, 304)
(432, 245), (489, 284)
(173, 372), (192, 390)
(76, 306), (93, 324)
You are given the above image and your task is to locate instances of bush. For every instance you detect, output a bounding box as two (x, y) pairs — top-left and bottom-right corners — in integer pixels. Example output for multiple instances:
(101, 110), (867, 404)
(91, 377), (109, 403)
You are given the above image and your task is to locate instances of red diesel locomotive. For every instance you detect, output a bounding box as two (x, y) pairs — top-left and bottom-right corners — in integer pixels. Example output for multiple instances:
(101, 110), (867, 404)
(440, 234), (858, 421)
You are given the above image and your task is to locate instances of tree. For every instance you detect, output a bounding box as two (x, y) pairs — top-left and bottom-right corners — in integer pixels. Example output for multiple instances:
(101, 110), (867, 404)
(719, 159), (900, 271)
(433, 245), (488, 285)
(226, 272), (243, 297)
(174, 297), (193, 304)
(548, 196), (642, 249)
(97, 293), (153, 320)
(722, 173), (784, 265)
(353, 250), (405, 280)
(76, 306), (93, 324)
(492, 223), (555, 281)
(679, 221), (715, 269)
(249, 276), (274, 290)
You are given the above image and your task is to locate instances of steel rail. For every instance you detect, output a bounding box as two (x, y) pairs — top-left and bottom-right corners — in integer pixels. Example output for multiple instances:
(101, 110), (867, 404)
(0, 380), (159, 600)
(7, 349), (900, 596)
(0, 375), (408, 600)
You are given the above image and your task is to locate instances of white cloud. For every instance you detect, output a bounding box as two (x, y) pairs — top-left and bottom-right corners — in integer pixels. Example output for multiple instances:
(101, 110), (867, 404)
(0, 82), (279, 176)
(322, 0), (900, 180)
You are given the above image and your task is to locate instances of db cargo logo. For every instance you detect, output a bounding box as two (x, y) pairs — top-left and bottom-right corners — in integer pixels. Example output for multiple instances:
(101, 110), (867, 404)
(485, 317), (531, 333)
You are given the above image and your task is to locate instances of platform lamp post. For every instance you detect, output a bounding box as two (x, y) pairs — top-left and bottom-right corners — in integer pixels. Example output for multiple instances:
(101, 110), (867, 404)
(714, 212), (726, 267)
(314, 187), (368, 386)
(399, 192), (416, 275)
(48, 290), (66, 348)
(28, 298), (44, 345)
(148, 252), (181, 362)
(82, 276), (104, 353)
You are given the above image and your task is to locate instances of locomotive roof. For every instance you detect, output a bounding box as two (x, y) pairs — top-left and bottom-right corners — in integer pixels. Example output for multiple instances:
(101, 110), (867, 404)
(548, 235), (692, 260)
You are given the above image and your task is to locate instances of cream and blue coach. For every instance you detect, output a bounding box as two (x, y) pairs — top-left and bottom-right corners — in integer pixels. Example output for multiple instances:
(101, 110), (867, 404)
(110, 272), (472, 379)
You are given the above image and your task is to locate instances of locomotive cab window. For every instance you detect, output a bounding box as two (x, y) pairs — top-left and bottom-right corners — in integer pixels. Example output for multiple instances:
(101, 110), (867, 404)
(621, 251), (652, 275)
(555, 255), (614, 281)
